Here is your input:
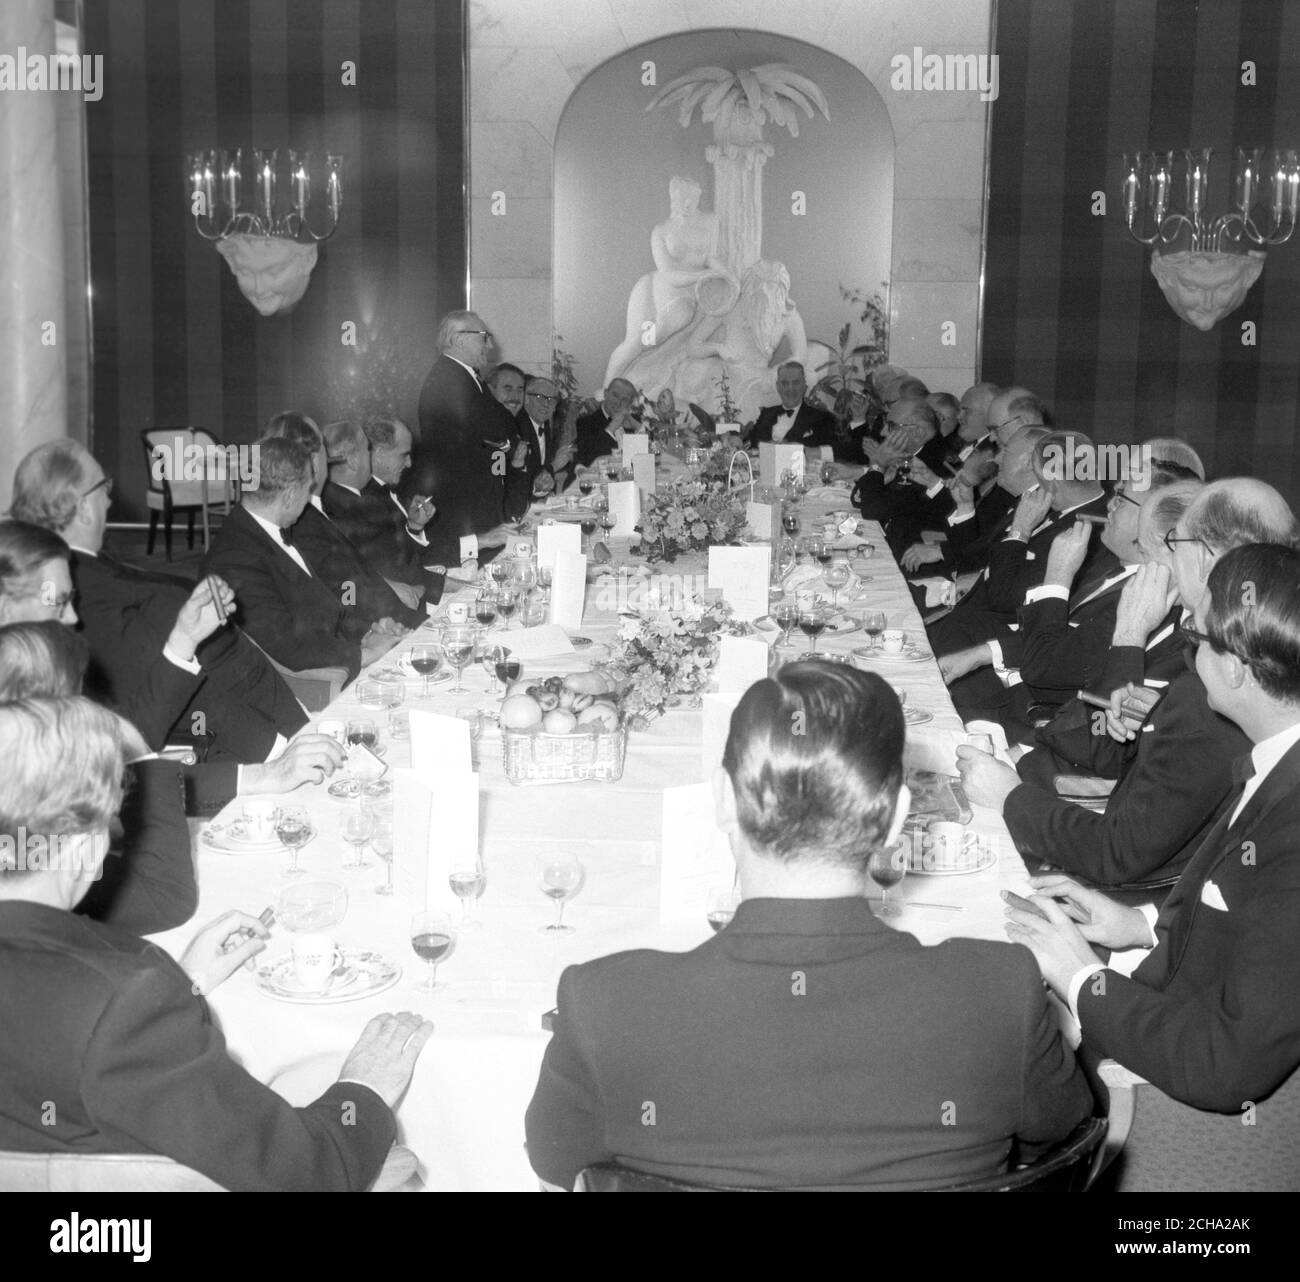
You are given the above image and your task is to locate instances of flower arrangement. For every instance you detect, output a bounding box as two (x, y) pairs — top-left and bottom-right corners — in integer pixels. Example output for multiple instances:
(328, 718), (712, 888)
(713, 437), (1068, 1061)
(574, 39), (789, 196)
(610, 600), (748, 723)
(633, 473), (751, 562)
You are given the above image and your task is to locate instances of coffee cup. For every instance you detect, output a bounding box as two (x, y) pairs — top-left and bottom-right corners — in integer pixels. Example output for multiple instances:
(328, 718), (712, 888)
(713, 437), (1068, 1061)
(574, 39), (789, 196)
(290, 932), (344, 992)
(882, 629), (906, 654)
(241, 798), (278, 842)
(446, 602), (469, 624)
(926, 821), (968, 871)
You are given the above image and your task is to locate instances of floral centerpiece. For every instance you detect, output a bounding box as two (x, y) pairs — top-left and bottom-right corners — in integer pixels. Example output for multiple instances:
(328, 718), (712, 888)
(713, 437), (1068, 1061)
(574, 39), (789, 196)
(610, 599), (748, 723)
(633, 471), (751, 563)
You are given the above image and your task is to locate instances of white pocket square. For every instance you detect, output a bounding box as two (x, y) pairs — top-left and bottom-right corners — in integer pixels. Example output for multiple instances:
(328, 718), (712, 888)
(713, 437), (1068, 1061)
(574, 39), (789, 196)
(1200, 879), (1228, 911)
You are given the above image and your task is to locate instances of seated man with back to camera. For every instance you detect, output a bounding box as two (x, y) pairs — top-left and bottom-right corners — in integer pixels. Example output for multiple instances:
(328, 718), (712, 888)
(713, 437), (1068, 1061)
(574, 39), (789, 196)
(525, 663), (1093, 1191)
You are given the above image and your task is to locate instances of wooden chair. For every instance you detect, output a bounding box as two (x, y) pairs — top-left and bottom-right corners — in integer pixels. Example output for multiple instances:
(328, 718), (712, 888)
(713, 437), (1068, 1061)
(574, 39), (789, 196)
(141, 428), (238, 560)
(1094, 1060), (1300, 1192)
(575, 1117), (1108, 1192)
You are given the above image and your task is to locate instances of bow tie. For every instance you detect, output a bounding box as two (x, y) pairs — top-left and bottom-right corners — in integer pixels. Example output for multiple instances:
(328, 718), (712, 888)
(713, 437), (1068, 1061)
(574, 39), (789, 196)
(1231, 755), (1257, 785)
(777, 408), (797, 418)
(279, 527), (294, 548)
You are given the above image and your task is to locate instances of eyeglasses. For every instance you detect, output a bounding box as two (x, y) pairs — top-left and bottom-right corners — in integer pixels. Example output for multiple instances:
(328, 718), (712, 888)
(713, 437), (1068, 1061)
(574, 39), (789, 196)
(1112, 488), (1142, 509)
(526, 391), (557, 403)
(1163, 528), (1211, 554)
(458, 329), (493, 341)
(81, 475), (113, 498)
(1180, 622), (1249, 666)
(993, 415), (1026, 433)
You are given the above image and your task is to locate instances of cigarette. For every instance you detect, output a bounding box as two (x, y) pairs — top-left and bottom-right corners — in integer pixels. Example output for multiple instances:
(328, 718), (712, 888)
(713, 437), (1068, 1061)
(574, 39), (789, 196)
(206, 576), (226, 625)
(1077, 689), (1151, 715)
(943, 460), (962, 476)
(1077, 514), (1108, 526)
(258, 906), (276, 929)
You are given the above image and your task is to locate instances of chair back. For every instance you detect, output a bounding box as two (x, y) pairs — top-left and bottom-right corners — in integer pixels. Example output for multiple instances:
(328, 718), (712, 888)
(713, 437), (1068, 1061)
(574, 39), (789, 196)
(0, 1149), (224, 1192)
(142, 428), (238, 508)
(575, 1117), (1109, 1192)
(240, 632), (347, 712)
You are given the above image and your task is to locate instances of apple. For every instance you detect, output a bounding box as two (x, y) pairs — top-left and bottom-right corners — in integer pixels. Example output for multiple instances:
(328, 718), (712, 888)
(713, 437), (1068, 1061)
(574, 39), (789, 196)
(501, 695), (544, 730)
(542, 709), (578, 734)
(576, 702), (619, 732)
(535, 691), (560, 712)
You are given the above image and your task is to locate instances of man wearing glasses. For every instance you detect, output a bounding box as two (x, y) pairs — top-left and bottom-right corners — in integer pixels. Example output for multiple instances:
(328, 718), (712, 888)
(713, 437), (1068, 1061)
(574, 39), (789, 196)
(1004, 543), (1300, 1176)
(407, 310), (525, 574)
(957, 478), (1298, 889)
(513, 377), (565, 496)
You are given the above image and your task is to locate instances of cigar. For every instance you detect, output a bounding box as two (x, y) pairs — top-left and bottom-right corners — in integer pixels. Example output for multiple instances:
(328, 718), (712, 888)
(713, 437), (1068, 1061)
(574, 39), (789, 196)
(258, 906), (276, 929)
(942, 459), (963, 476)
(206, 575), (226, 625)
(1077, 689), (1152, 716)
(1077, 514), (1108, 526)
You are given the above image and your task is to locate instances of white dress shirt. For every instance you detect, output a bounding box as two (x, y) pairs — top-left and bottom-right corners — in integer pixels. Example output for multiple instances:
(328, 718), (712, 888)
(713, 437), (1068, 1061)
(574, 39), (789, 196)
(771, 408), (798, 443)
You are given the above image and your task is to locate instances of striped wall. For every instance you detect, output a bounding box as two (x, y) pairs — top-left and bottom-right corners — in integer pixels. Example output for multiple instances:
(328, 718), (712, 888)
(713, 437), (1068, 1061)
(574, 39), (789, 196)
(84, 0), (466, 520)
(985, 0), (1300, 505)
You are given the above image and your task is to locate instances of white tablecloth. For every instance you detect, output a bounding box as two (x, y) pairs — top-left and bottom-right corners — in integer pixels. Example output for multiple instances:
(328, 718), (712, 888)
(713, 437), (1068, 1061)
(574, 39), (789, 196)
(149, 488), (1035, 1191)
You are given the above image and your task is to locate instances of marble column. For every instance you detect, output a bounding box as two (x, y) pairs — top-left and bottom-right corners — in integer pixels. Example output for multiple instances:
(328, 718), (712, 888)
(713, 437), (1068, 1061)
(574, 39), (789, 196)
(0, 0), (67, 512)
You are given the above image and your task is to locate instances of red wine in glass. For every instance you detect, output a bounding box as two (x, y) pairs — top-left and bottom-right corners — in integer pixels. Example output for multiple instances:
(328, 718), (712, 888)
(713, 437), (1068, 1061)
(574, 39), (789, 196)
(782, 512), (800, 537)
(799, 612), (826, 654)
(347, 729), (377, 749)
(578, 479), (594, 497)
(495, 659), (522, 684)
(706, 910), (734, 933)
(475, 605), (498, 626)
(497, 595), (518, 623)
(411, 932), (453, 963)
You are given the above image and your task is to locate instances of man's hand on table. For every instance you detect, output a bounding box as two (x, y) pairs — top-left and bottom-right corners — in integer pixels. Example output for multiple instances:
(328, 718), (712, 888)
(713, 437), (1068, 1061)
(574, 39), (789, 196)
(477, 524), (515, 550)
(939, 644), (991, 683)
(360, 626), (403, 668)
(181, 910), (271, 996)
(243, 734), (346, 793)
(1003, 875), (1152, 995)
(901, 543), (944, 572)
(339, 1012), (435, 1109)
(955, 744), (1020, 810)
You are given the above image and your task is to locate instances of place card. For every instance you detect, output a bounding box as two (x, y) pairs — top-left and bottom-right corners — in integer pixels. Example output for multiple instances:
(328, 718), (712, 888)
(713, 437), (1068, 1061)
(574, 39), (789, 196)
(548, 552), (587, 631)
(409, 710), (472, 778)
(700, 692), (741, 779)
(631, 452), (656, 496)
(536, 520), (581, 571)
(392, 769), (433, 901)
(708, 544), (771, 621)
(498, 621), (577, 659)
(607, 480), (640, 537)
(759, 442), (805, 486)
(745, 497), (779, 542)
(621, 433), (651, 468)
(392, 769), (478, 911)
(659, 782), (736, 927)
(715, 635), (770, 694)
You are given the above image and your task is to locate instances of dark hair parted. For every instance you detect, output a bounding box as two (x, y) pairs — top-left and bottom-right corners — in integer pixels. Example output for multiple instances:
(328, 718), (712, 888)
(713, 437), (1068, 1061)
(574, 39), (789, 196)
(722, 662), (905, 869)
(1203, 543), (1300, 704)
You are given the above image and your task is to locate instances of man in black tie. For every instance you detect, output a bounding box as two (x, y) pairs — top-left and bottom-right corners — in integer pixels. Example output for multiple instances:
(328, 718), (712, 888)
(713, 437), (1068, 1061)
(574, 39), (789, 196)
(958, 478), (1299, 888)
(205, 438), (405, 682)
(1005, 542), (1300, 1139)
(514, 376), (563, 493)
(573, 378), (639, 470)
(746, 361), (837, 454)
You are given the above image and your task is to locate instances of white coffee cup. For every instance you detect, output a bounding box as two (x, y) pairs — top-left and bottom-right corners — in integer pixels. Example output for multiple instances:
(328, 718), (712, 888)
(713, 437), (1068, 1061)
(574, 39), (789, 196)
(241, 798), (278, 842)
(926, 821), (968, 871)
(446, 602), (469, 624)
(290, 932), (344, 992)
(882, 629), (905, 654)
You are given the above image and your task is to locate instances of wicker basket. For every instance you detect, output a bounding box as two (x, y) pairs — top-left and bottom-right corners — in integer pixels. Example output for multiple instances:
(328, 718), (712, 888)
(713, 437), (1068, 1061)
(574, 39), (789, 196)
(501, 723), (629, 785)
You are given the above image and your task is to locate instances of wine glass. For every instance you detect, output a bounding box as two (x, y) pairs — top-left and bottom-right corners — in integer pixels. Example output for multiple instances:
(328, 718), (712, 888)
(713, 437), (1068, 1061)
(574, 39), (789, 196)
(706, 882), (741, 933)
(340, 804), (375, 872)
(409, 910), (457, 992)
(824, 558), (851, 610)
(863, 611), (886, 650)
(494, 647), (522, 690)
(868, 843), (908, 918)
(509, 557), (537, 597)
(276, 804), (313, 878)
(781, 508), (800, 538)
(599, 511), (617, 542)
(579, 516), (597, 553)
(371, 813), (395, 895)
(496, 588), (520, 630)
(442, 625), (476, 694)
(410, 642), (442, 696)
(277, 880), (348, 934)
(775, 599), (798, 645)
(474, 588), (498, 629)
(481, 642), (506, 694)
(578, 475), (595, 500)
(810, 537), (833, 571)
(536, 854), (586, 934)
(448, 860), (486, 930)
(345, 718), (377, 751)
(799, 606), (827, 655)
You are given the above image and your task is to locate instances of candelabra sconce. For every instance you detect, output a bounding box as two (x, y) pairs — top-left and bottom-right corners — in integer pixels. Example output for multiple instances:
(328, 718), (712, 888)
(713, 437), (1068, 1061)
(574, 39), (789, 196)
(1121, 147), (1297, 330)
(188, 148), (342, 315)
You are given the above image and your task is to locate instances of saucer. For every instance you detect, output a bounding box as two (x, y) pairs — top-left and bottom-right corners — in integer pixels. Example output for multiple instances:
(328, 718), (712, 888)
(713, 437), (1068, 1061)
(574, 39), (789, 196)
(200, 818), (288, 855)
(852, 645), (932, 664)
(254, 950), (401, 1004)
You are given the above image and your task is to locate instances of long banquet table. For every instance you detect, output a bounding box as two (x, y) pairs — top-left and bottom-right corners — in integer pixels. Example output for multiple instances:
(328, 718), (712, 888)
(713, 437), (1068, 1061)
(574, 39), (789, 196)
(149, 484), (1040, 1192)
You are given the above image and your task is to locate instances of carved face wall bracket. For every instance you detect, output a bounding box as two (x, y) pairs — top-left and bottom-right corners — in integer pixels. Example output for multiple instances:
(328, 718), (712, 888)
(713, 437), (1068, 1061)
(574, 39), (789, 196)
(1149, 249), (1265, 332)
(215, 234), (319, 316)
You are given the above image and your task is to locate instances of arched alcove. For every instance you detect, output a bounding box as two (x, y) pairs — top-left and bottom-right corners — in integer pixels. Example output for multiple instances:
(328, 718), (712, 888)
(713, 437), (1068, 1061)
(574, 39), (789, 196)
(553, 30), (894, 400)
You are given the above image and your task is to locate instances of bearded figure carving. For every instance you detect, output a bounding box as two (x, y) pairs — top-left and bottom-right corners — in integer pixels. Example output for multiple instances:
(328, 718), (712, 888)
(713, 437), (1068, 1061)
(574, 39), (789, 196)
(1149, 250), (1265, 332)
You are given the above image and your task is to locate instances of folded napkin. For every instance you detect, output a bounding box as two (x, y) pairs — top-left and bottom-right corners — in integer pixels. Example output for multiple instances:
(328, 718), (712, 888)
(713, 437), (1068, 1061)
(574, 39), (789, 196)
(803, 485), (849, 501)
(914, 576), (957, 608)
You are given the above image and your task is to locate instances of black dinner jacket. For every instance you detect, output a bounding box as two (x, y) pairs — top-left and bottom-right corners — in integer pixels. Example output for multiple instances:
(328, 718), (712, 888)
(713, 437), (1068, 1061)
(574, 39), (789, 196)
(525, 896), (1092, 1191)
(203, 503), (365, 682)
(297, 492), (425, 625)
(1078, 738), (1300, 1112)
(1002, 671), (1251, 887)
(573, 408), (626, 470)
(747, 401), (837, 452)
(513, 407), (557, 482)
(408, 354), (522, 561)
(0, 902), (395, 1191)
(70, 550), (306, 762)
(931, 484), (1018, 577)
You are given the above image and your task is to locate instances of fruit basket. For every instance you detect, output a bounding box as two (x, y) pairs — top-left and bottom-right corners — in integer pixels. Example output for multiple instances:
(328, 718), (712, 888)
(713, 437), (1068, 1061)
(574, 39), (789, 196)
(501, 723), (628, 785)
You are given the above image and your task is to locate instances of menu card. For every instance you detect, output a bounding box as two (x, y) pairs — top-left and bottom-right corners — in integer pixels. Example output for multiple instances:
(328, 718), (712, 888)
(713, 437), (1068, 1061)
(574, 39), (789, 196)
(536, 520), (581, 572)
(759, 442), (805, 486)
(631, 452), (656, 496)
(607, 481), (640, 537)
(498, 621), (576, 658)
(700, 692), (741, 779)
(708, 545), (771, 621)
(392, 769), (477, 910)
(715, 635), (770, 694)
(621, 433), (651, 468)
(659, 782), (736, 926)
(746, 498), (779, 542)
(548, 551), (587, 631)
(409, 710), (472, 777)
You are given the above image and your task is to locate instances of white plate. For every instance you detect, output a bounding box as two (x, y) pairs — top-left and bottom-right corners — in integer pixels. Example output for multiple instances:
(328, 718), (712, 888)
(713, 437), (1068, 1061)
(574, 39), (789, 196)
(852, 645), (932, 664)
(823, 615), (860, 636)
(254, 950), (401, 1004)
(200, 819), (288, 855)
